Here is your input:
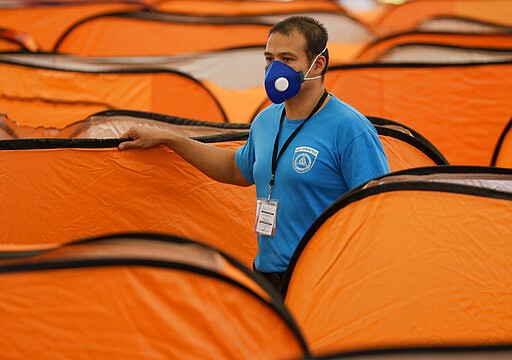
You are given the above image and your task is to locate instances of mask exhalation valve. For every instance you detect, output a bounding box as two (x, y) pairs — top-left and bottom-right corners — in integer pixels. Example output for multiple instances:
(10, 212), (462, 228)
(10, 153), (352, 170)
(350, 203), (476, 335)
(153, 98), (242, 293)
(274, 77), (289, 92)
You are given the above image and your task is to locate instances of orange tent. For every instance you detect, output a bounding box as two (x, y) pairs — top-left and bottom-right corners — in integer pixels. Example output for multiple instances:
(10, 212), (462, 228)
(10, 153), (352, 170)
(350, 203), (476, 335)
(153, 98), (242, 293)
(367, 116), (448, 170)
(0, 49), (268, 124)
(54, 11), (272, 57)
(354, 31), (512, 62)
(323, 61), (512, 165)
(372, 0), (512, 35)
(413, 15), (512, 33)
(0, 136), (257, 266)
(0, 107), (451, 263)
(0, 54), (228, 127)
(368, 43), (512, 64)
(0, 0), (151, 51)
(3, 109), (250, 139)
(53, 7), (373, 63)
(63, 109), (251, 139)
(155, 0), (375, 52)
(0, 232), (310, 359)
(283, 166), (512, 355)
(1, 107), (448, 169)
(157, 0), (343, 16)
(43, 5), (376, 123)
(491, 118), (512, 168)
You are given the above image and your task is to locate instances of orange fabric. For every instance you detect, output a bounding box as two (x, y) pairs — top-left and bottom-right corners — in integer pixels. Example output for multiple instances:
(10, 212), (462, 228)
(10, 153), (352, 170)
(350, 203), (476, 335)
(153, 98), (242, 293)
(157, 0), (342, 15)
(328, 42), (369, 64)
(455, 0), (512, 27)
(379, 134), (442, 171)
(373, 0), (512, 35)
(355, 32), (512, 62)
(285, 188), (512, 354)
(52, 8), (371, 63)
(0, 3), (145, 51)
(0, 145), (257, 266)
(0, 38), (20, 52)
(0, 266), (305, 359)
(151, 72), (226, 122)
(0, 97), (110, 128)
(3, 112), (250, 139)
(202, 81), (267, 124)
(55, 15), (271, 57)
(0, 62), (227, 127)
(494, 121), (512, 168)
(222, 260), (271, 301)
(324, 63), (512, 165)
(373, 0), (453, 34)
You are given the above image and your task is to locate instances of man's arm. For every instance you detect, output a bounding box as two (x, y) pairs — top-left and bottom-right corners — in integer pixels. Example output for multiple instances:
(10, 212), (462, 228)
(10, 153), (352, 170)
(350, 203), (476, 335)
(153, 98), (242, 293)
(118, 127), (252, 187)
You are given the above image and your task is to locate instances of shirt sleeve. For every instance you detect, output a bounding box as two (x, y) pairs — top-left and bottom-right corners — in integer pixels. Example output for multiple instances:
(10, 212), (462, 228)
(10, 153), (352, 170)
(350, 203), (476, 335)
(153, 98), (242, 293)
(341, 130), (390, 190)
(235, 130), (256, 184)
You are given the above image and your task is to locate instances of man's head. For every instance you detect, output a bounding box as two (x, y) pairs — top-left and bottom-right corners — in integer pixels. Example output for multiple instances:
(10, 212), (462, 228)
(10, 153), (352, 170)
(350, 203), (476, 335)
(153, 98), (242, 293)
(263, 16), (329, 103)
(268, 16), (329, 75)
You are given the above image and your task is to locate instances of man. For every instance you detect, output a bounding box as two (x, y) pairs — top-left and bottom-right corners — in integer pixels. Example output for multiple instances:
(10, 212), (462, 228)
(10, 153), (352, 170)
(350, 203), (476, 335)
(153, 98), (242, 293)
(118, 16), (389, 290)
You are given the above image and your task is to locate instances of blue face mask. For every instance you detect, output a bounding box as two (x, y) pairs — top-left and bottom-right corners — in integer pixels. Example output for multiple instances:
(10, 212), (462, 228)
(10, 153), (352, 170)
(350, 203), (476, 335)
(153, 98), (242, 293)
(264, 61), (303, 104)
(264, 47), (327, 104)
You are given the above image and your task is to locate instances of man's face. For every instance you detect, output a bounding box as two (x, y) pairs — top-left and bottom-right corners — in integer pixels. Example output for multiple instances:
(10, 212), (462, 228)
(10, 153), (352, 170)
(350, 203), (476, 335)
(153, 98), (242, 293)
(264, 30), (310, 74)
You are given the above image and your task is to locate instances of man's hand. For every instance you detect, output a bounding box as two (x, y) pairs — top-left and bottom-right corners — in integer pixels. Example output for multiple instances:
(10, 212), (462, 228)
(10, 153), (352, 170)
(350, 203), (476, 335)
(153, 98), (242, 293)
(118, 127), (172, 151)
(117, 126), (250, 186)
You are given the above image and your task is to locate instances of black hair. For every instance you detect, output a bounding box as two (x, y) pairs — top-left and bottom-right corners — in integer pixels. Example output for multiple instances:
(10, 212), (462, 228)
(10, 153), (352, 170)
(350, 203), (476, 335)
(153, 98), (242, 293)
(269, 16), (329, 75)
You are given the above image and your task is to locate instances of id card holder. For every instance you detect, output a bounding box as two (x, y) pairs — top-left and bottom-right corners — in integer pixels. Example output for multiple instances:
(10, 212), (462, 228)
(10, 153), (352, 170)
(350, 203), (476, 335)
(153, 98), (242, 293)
(255, 198), (279, 237)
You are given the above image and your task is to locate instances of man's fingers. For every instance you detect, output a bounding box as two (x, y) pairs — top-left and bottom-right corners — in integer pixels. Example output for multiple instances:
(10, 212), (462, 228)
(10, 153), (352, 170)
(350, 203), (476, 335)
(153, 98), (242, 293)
(118, 127), (164, 151)
(118, 138), (140, 151)
(118, 127), (140, 150)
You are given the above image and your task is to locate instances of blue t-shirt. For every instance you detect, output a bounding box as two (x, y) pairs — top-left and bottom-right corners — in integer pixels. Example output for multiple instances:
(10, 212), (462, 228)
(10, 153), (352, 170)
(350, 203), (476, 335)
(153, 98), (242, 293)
(236, 94), (389, 272)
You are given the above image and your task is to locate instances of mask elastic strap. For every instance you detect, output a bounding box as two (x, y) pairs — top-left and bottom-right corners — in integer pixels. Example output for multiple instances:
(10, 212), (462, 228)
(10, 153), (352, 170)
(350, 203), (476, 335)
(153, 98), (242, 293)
(304, 46), (327, 81)
(304, 74), (323, 81)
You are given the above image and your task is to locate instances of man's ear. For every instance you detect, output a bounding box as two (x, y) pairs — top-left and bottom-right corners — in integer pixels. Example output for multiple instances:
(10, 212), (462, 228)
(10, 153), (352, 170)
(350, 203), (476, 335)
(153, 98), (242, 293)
(315, 55), (327, 75)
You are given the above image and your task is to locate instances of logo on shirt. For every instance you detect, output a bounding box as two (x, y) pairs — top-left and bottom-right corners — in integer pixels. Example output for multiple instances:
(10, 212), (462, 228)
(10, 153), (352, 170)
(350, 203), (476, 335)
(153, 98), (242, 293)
(293, 146), (319, 173)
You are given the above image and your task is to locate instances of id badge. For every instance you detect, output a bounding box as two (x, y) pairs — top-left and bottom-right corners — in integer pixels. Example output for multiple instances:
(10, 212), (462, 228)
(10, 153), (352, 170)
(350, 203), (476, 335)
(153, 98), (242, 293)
(255, 198), (279, 237)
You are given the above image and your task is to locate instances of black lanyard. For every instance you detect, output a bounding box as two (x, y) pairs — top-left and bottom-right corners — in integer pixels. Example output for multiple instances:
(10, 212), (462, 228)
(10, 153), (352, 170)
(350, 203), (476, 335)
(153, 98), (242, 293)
(268, 89), (329, 198)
